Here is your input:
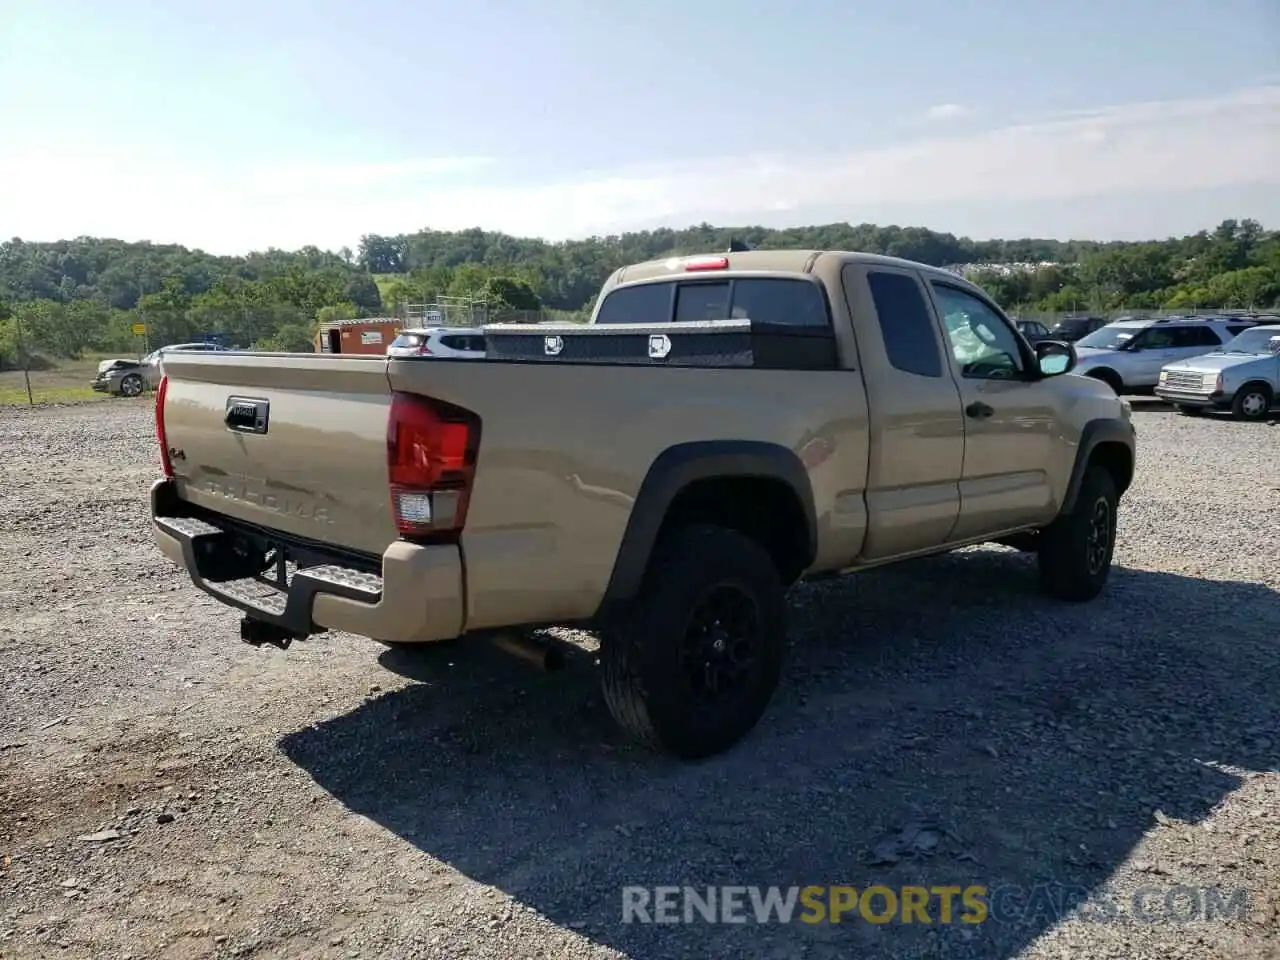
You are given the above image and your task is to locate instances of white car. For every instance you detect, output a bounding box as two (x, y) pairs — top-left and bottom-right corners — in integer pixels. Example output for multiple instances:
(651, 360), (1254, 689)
(386, 327), (486, 359)
(1069, 316), (1259, 394)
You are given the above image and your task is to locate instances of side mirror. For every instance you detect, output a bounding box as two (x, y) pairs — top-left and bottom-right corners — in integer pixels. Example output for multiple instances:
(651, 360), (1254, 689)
(1035, 339), (1077, 377)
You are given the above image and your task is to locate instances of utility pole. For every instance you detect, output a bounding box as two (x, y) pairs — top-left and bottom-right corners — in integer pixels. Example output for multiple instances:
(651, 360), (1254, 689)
(13, 309), (34, 406)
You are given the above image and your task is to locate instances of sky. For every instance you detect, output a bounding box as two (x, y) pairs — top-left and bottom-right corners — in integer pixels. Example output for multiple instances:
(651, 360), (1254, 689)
(1, 0), (1278, 254)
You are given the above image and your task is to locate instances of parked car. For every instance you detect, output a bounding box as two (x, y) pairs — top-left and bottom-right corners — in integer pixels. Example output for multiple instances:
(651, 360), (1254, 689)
(1014, 319), (1053, 343)
(91, 342), (234, 396)
(150, 247), (1134, 760)
(1049, 315), (1110, 342)
(1155, 324), (1280, 420)
(1069, 316), (1259, 394)
(386, 327), (486, 359)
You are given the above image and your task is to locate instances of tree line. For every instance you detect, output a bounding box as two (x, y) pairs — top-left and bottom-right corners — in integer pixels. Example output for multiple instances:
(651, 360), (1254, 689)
(1, 218), (1276, 367)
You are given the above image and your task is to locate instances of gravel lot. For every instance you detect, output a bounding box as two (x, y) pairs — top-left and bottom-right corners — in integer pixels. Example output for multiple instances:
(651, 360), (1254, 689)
(1, 399), (1277, 960)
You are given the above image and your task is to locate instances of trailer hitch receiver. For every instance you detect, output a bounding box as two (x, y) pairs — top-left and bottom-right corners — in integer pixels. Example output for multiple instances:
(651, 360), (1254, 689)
(240, 616), (306, 650)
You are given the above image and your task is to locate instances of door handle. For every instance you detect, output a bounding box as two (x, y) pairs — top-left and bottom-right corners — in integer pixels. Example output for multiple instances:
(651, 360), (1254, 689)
(965, 401), (994, 419)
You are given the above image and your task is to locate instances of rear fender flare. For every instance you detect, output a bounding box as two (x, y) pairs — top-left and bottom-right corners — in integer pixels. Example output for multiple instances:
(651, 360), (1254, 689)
(594, 440), (816, 621)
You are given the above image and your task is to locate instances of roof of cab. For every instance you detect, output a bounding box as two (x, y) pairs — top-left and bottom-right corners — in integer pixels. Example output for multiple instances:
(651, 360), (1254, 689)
(606, 249), (967, 289)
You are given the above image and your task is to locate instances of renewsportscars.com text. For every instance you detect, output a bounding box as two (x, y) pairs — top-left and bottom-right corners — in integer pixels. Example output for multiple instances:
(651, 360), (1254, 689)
(621, 884), (1253, 925)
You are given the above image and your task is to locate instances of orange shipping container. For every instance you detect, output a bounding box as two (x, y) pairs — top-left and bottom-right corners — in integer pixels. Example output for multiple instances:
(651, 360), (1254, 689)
(315, 318), (403, 355)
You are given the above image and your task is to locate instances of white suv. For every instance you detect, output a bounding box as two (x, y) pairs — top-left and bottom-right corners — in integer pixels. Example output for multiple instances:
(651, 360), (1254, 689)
(386, 327), (486, 359)
(1070, 316), (1259, 394)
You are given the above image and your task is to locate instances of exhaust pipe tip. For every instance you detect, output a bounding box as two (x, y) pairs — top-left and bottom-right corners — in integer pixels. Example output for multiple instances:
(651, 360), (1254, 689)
(491, 632), (566, 672)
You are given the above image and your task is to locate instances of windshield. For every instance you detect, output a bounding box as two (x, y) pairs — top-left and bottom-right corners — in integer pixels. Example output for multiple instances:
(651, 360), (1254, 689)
(1076, 326), (1141, 350)
(1218, 328), (1280, 355)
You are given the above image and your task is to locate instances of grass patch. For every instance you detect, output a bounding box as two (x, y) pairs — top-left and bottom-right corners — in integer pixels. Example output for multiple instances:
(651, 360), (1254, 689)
(0, 354), (140, 408)
(372, 273), (408, 304)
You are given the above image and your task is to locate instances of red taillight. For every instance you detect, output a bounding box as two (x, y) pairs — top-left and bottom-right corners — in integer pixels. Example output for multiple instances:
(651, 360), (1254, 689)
(684, 255), (729, 272)
(417, 344), (433, 355)
(155, 374), (173, 478)
(386, 392), (480, 538)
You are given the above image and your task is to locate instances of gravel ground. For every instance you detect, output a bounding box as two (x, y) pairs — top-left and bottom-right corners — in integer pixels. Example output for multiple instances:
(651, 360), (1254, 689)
(1, 399), (1277, 960)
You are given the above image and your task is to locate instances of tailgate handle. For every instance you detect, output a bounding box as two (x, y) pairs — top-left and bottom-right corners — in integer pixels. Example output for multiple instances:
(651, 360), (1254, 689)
(225, 397), (270, 434)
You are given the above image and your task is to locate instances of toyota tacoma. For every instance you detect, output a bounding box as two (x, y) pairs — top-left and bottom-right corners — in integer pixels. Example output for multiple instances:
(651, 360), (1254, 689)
(150, 249), (1136, 759)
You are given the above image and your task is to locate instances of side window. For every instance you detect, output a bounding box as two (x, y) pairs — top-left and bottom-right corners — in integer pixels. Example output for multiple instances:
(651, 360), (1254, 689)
(728, 278), (829, 327)
(595, 282), (673, 324)
(930, 283), (1025, 380)
(1172, 326), (1223, 347)
(1138, 328), (1178, 349)
(866, 271), (944, 378)
(674, 282), (730, 322)
(1227, 325), (1252, 337)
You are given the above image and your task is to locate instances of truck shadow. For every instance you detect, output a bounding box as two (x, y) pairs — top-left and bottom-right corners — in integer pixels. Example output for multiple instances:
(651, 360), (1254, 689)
(279, 551), (1278, 960)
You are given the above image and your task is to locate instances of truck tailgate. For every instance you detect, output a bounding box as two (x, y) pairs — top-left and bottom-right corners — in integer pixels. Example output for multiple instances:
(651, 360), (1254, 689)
(159, 353), (398, 557)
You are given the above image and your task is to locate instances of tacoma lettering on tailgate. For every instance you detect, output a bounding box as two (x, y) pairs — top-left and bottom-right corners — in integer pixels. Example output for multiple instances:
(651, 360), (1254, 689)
(203, 478), (333, 524)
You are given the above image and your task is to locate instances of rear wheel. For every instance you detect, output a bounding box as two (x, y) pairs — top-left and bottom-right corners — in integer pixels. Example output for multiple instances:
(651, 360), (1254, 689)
(1231, 383), (1273, 421)
(1038, 466), (1118, 602)
(600, 524), (787, 760)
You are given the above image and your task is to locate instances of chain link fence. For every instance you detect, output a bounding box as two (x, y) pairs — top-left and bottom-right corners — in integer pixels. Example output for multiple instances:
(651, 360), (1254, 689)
(1008, 307), (1280, 327)
(398, 299), (586, 327)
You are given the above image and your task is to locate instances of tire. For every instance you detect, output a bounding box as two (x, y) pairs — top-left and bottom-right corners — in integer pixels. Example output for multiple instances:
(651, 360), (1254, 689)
(1176, 405), (1203, 416)
(1037, 466), (1118, 602)
(600, 524), (787, 760)
(1230, 383), (1273, 421)
(1088, 370), (1123, 395)
(119, 374), (144, 398)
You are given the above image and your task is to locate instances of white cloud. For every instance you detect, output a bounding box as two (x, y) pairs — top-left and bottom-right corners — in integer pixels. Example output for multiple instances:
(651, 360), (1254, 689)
(925, 103), (972, 120)
(3, 85), (1278, 252)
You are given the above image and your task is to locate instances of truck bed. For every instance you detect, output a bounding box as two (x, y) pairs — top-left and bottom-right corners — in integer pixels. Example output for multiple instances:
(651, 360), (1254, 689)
(156, 350), (869, 633)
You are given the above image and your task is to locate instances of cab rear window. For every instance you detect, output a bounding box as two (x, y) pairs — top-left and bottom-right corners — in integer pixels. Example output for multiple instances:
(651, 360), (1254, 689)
(596, 277), (830, 328)
(595, 282), (672, 324)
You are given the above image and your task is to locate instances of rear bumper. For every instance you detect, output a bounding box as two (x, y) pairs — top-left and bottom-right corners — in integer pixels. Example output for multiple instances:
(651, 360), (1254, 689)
(1154, 387), (1225, 408)
(150, 479), (464, 644)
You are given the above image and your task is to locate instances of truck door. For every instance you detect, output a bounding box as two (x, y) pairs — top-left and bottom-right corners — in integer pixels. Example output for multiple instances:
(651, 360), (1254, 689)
(843, 264), (964, 560)
(923, 279), (1059, 540)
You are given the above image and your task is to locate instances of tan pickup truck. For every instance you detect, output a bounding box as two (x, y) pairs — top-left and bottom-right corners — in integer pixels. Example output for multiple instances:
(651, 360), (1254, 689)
(150, 249), (1136, 759)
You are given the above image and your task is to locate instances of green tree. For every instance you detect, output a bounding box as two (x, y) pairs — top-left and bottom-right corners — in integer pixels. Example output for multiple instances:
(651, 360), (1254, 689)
(316, 303), (359, 324)
(482, 275), (541, 310)
(254, 322), (317, 352)
(1, 219), (1277, 361)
